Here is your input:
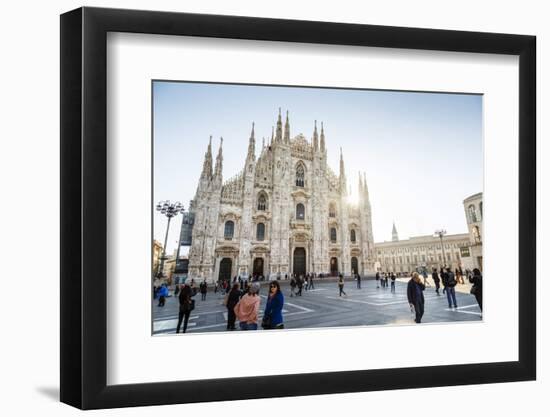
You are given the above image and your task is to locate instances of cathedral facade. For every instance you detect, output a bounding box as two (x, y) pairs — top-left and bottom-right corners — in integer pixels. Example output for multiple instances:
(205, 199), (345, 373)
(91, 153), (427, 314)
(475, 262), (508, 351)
(187, 110), (375, 283)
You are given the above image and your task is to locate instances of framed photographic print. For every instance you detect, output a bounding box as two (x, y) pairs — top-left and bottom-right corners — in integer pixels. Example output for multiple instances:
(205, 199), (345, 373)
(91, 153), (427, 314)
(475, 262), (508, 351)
(60, 6), (536, 410)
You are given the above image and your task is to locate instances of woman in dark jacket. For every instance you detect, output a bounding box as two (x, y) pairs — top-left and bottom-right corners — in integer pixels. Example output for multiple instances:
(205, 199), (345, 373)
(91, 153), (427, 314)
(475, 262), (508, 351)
(176, 284), (194, 333)
(226, 283), (241, 330)
(469, 268), (483, 314)
(263, 281), (284, 329)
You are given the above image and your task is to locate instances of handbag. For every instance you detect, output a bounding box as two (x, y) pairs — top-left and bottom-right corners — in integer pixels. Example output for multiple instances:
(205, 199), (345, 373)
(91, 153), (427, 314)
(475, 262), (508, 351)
(190, 299), (195, 311)
(261, 314), (272, 329)
(470, 285), (477, 295)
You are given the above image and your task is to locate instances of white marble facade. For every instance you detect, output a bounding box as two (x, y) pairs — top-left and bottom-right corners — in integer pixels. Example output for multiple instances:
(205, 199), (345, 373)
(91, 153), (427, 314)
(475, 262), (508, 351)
(187, 110), (375, 283)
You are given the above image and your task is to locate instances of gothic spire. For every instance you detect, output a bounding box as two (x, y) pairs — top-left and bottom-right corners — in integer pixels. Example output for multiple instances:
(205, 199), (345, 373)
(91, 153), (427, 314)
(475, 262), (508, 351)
(313, 120), (319, 151)
(392, 221), (399, 242)
(275, 108), (283, 142)
(320, 121), (326, 152)
(339, 147), (347, 194)
(214, 137), (223, 178)
(339, 147), (345, 177)
(247, 122), (256, 160)
(200, 135), (213, 179)
(284, 110), (290, 143)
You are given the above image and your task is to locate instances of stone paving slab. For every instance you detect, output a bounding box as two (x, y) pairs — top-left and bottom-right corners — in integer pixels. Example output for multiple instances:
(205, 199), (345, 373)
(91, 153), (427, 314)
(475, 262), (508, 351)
(153, 278), (481, 335)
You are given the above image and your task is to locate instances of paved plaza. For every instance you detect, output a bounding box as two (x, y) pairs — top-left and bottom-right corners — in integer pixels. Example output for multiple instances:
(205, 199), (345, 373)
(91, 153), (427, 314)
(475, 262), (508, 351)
(152, 278), (481, 335)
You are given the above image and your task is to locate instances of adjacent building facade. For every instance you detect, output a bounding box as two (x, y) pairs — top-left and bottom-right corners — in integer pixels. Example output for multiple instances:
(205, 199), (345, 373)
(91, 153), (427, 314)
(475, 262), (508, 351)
(374, 228), (470, 275)
(462, 192), (483, 271)
(186, 110), (376, 282)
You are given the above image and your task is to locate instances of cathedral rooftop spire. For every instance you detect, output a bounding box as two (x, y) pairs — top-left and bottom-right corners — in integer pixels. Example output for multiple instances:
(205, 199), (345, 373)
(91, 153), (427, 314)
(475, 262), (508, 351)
(320, 121), (326, 152)
(275, 108), (283, 142)
(313, 120), (319, 151)
(247, 122), (256, 160)
(284, 110), (290, 143)
(214, 137), (223, 178)
(200, 135), (213, 179)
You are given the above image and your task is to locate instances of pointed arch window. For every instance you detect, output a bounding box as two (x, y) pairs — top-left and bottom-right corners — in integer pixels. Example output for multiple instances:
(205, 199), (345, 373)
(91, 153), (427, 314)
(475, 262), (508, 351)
(330, 227), (337, 243)
(296, 203), (305, 220)
(350, 229), (356, 242)
(295, 163), (305, 187)
(468, 204), (478, 223)
(224, 221), (234, 239)
(329, 202), (336, 218)
(257, 193), (268, 210)
(256, 223), (265, 241)
(473, 225), (481, 243)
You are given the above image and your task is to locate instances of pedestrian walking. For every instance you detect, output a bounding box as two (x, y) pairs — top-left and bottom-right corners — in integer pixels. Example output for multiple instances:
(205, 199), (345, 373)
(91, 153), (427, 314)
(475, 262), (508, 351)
(199, 280), (208, 301)
(375, 271), (380, 288)
(224, 283), (241, 330)
(469, 268), (483, 316)
(407, 272), (426, 324)
(290, 276), (297, 297)
(356, 273), (362, 289)
(296, 275), (303, 296)
(262, 281), (284, 329)
(443, 267), (458, 309)
(432, 268), (441, 295)
(309, 273), (315, 289)
(176, 283), (195, 333)
(390, 272), (396, 293)
(234, 282), (261, 330)
(384, 273), (389, 289)
(338, 273), (347, 296)
(157, 283), (168, 307)
(214, 281), (219, 294)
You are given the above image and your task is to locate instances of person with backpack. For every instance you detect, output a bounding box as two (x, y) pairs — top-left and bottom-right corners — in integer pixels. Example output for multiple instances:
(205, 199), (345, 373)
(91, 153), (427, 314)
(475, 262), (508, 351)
(443, 267), (458, 309)
(176, 284), (195, 333)
(469, 268), (483, 316)
(407, 272), (426, 324)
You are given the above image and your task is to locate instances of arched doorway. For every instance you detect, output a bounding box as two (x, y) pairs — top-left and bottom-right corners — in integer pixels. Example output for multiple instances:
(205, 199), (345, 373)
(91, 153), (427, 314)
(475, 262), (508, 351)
(351, 257), (358, 275)
(330, 257), (338, 276)
(218, 258), (232, 282)
(253, 257), (264, 277)
(293, 248), (306, 276)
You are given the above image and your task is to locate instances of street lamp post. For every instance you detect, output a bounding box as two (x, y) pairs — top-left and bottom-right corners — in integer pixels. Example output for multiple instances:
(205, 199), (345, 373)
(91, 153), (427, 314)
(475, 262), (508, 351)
(156, 200), (184, 280)
(434, 229), (447, 268)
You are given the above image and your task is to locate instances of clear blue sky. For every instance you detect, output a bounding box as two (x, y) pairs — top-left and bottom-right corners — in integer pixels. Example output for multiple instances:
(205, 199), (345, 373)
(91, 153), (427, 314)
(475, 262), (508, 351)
(153, 81), (482, 255)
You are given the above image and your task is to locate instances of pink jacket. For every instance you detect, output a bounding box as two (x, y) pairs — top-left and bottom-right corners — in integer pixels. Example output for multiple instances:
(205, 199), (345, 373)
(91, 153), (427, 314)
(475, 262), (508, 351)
(234, 294), (260, 323)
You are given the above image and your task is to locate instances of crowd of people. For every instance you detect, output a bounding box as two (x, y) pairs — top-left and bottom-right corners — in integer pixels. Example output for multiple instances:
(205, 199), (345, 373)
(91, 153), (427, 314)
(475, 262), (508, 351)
(154, 266), (483, 332)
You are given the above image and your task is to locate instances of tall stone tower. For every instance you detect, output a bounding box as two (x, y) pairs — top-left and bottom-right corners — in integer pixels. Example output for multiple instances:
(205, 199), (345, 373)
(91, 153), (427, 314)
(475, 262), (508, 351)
(392, 221), (399, 242)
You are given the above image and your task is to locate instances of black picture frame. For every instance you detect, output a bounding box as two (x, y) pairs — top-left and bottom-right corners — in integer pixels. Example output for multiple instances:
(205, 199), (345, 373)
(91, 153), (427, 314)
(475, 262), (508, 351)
(60, 6), (536, 410)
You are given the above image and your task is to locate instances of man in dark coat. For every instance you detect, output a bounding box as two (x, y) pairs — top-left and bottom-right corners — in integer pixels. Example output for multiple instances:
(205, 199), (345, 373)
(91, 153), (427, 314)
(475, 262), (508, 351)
(443, 267), (458, 309)
(407, 272), (426, 324)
